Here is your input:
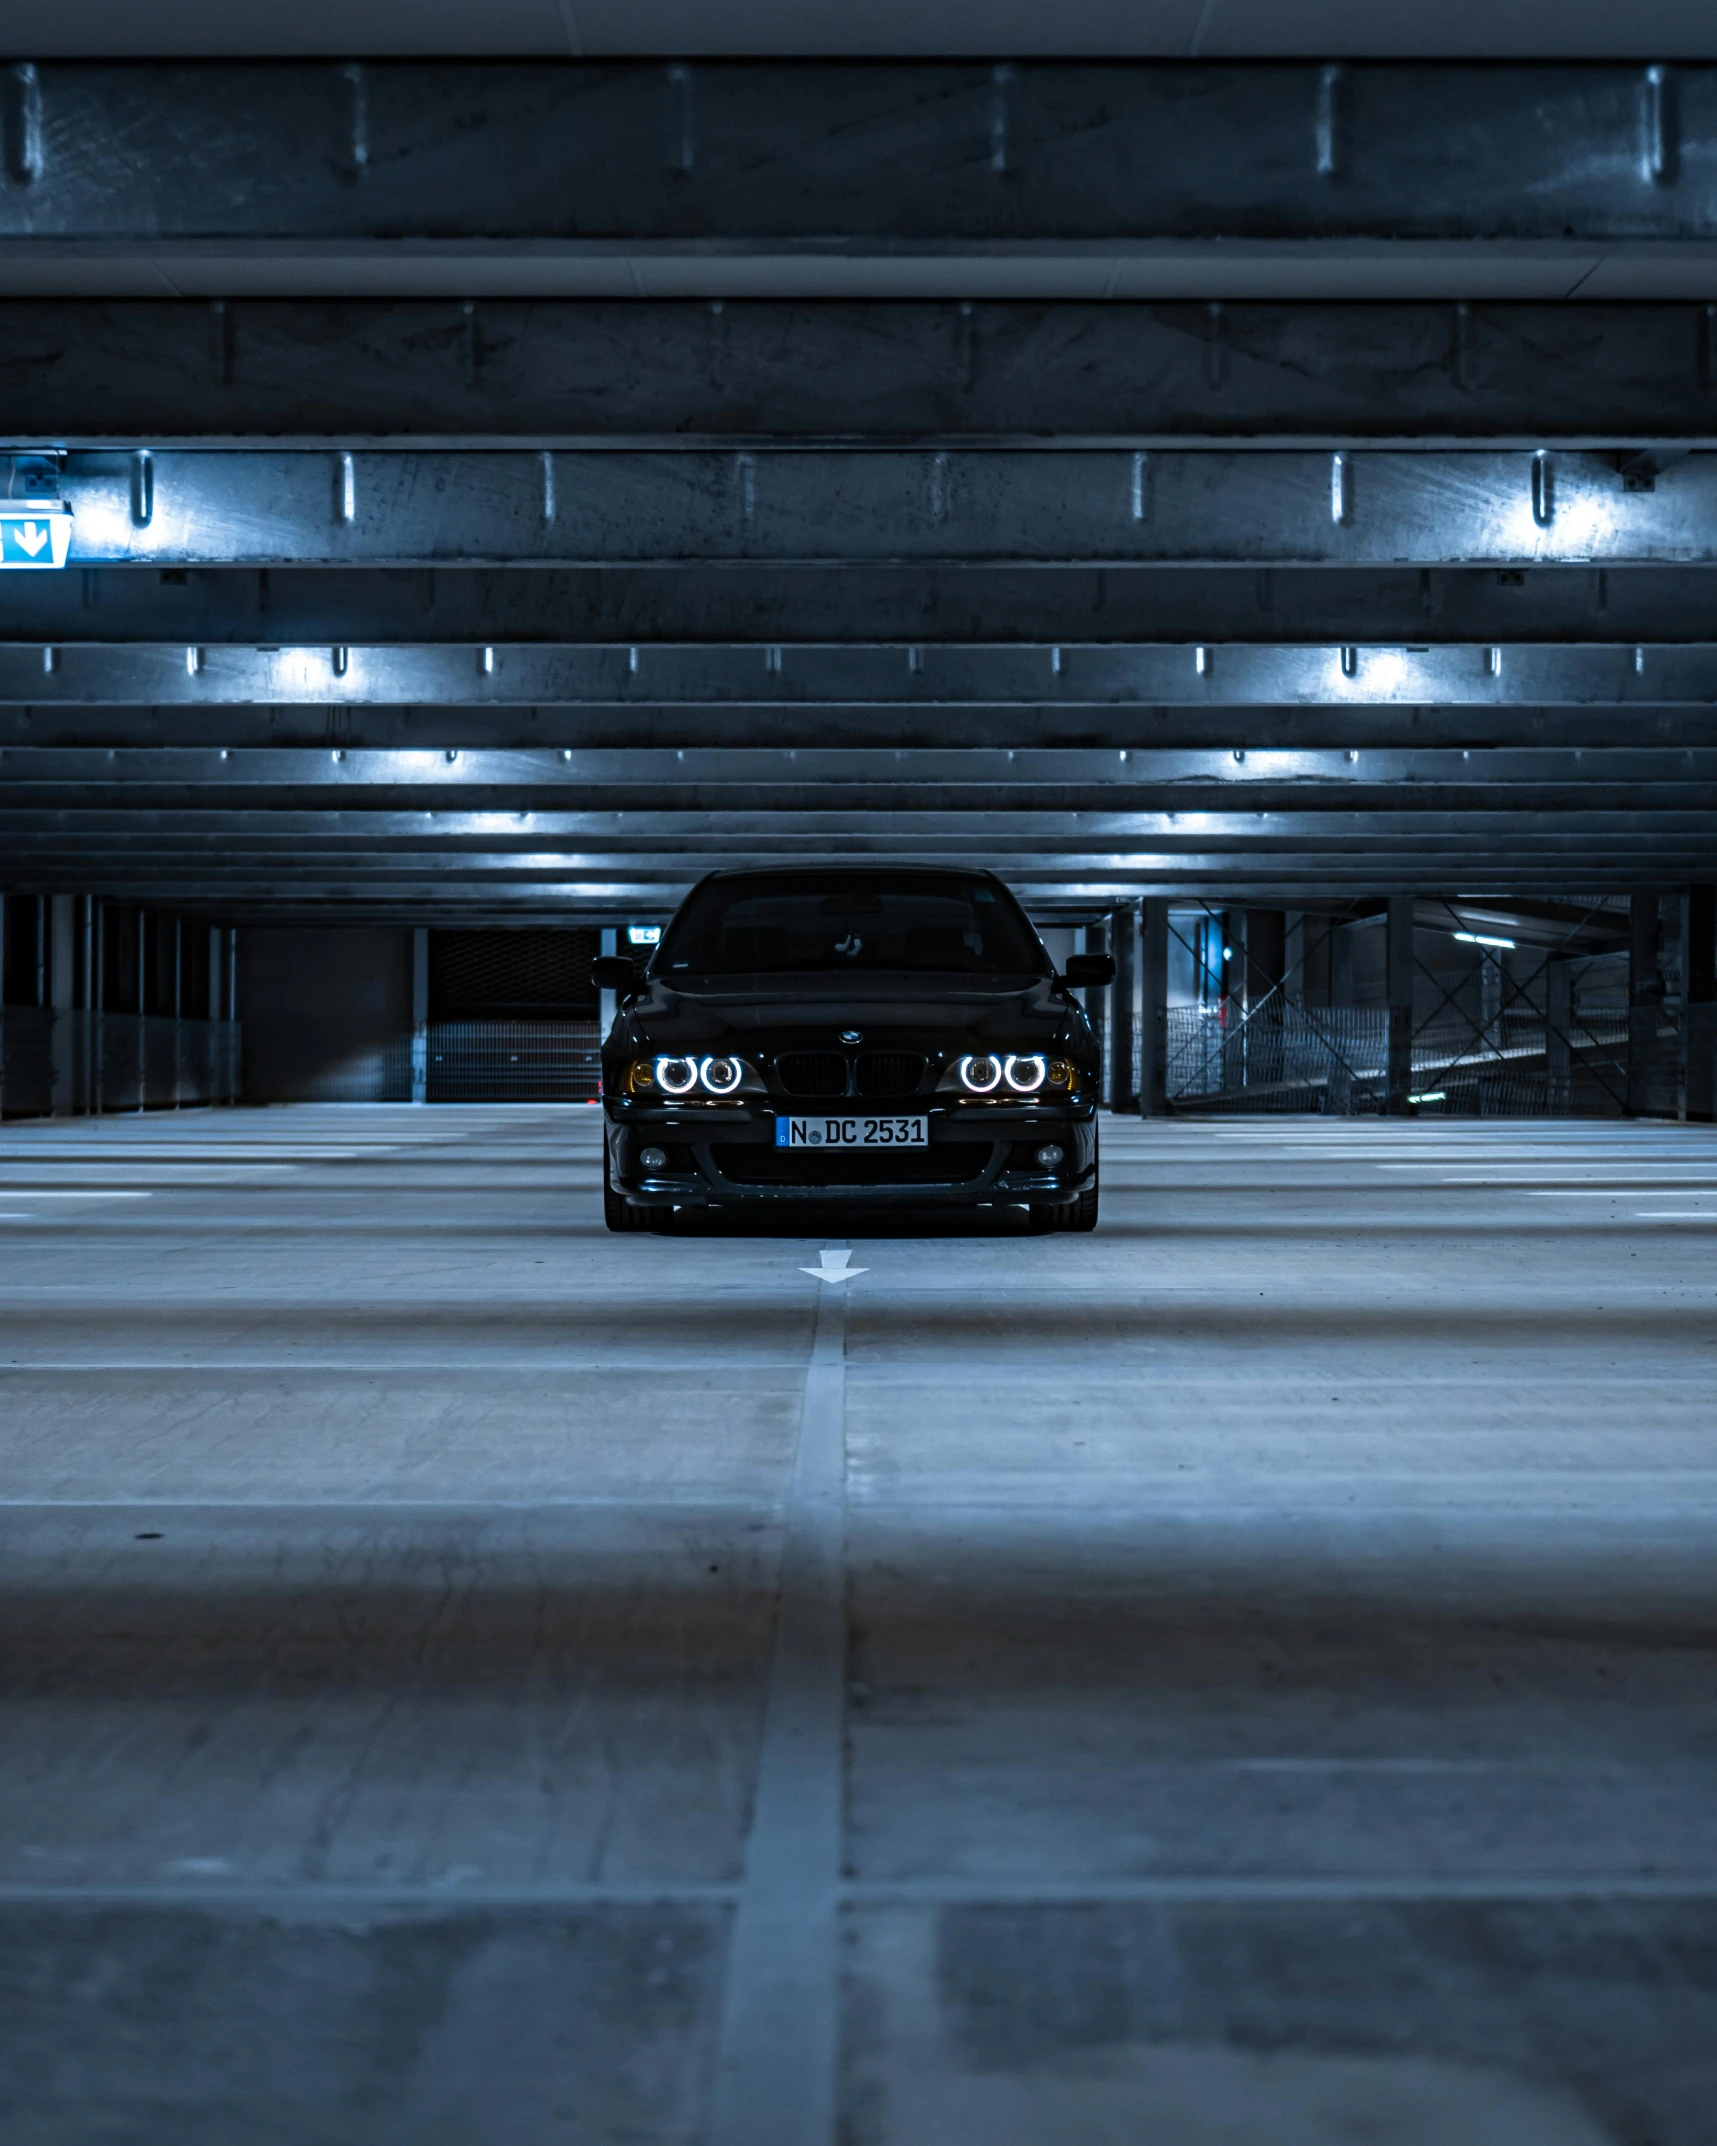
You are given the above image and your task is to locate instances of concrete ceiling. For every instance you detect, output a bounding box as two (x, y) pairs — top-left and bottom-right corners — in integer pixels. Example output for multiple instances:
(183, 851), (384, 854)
(19, 0), (1717, 59)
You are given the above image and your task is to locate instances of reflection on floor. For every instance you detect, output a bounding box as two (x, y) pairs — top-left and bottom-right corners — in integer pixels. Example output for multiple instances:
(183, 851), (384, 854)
(2, 1106), (1715, 2144)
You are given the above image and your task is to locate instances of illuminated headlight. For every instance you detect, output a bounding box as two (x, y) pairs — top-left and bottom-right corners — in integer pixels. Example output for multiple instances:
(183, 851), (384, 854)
(945, 1052), (1075, 1097)
(628, 1054), (753, 1098)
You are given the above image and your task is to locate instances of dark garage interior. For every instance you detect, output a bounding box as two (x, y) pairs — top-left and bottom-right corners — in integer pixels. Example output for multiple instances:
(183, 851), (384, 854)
(4, 6), (1717, 2142)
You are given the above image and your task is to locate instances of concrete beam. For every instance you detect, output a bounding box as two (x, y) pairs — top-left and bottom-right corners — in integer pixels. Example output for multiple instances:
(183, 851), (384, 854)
(9, 299), (1717, 443)
(19, 640), (1717, 710)
(14, 448), (1717, 567)
(8, 565), (1717, 647)
(3, 62), (1717, 299)
(7, 741), (1717, 799)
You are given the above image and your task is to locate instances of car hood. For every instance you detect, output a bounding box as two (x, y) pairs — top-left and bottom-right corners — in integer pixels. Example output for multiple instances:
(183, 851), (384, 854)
(607, 971), (1083, 1058)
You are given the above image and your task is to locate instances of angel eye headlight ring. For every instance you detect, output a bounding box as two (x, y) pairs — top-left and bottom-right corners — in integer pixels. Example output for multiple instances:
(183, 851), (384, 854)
(699, 1055), (744, 1097)
(1004, 1053), (1048, 1094)
(653, 1055), (700, 1096)
(957, 1053), (1003, 1094)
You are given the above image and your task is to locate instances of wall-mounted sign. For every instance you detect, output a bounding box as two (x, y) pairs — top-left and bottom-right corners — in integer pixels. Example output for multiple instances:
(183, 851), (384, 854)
(0, 507), (73, 569)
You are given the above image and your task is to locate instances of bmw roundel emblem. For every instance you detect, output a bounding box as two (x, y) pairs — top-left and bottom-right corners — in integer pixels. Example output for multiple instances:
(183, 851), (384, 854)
(840, 1029), (863, 1044)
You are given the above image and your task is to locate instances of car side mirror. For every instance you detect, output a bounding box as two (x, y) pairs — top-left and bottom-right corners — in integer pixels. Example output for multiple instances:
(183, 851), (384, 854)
(1062, 952), (1116, 988)
(590, 955), (637, 993)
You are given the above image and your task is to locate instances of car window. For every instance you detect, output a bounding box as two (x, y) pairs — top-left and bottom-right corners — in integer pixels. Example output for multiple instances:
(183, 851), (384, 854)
(657, 874), (1050, 977)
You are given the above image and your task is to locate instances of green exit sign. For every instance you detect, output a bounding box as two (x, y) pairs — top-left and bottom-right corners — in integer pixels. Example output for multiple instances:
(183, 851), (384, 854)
(0, 508), (73, 569)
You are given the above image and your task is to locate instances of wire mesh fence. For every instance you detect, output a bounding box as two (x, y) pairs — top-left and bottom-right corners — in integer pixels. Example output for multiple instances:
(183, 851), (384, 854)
(1166, 973), (1632, 1117)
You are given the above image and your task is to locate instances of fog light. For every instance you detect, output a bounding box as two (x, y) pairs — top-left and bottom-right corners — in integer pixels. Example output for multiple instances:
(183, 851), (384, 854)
(1034, 1143), (1065, 1168)
(639, 1146), (669, 1171)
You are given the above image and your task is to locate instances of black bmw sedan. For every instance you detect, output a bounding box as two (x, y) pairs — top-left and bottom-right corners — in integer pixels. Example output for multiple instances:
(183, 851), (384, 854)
(593, 865), (1113, 1233)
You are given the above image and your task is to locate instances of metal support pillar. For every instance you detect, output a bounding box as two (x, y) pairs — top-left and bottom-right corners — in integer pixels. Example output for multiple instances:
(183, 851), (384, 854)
(1386, 894), (1415, 1115)
(1685, 886), (1716, 1123)
(1628, 892), (1665, 1117)
(1138, 899), (1169, 1118)
(410, 927), (429, 1104)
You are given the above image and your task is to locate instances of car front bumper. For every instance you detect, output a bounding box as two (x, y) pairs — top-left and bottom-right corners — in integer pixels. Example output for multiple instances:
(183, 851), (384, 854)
(603, 1099), (1098, 1212)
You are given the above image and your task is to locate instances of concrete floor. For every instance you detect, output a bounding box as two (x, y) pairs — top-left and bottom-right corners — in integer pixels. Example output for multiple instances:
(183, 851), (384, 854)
(2, 1105), (1716, 2145)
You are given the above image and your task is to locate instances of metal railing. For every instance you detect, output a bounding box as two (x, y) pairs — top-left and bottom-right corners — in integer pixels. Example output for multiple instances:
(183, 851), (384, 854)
(426, 1020), (600, 1102)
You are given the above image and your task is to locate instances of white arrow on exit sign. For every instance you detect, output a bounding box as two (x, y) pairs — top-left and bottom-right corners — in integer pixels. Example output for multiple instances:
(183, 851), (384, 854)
(0, 507), (74, 570)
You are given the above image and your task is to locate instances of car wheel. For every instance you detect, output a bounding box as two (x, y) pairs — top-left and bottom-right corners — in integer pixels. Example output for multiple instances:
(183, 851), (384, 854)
(1028, 1163), (1099, 1234)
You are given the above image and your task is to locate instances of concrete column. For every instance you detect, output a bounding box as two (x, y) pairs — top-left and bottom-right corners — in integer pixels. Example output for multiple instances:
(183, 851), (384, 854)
(1138, 899), (1169, 1117)
(1081, 921), (1108, 1104)
(1283, 910), (1306, 1005)
(410, 927), (429, 1104)
(49, 893), (76, 1116)
(1685, 885), (1716, 1123)
(1628, 892), (1664, 1118)
(1479, 948), (1503, 1056)
(93, 903), (106, 1114)
(1244, 909), (1286, 1005)
(225, 928), (239, 1103)
(1328, 918), (1354, 1005)
(208, 924), (224, 1021)
(599, 926), (619, 1042)
(1108, 904), (1138, 1112)
(1386, 894), (1415, 1115)
(136, 906), (148, 1111)
(1244, 907), (1286, 1093)
(1219, 909), (1245, 1093)
(82, 897), (97, 1114)
(1327, 921), (1355, 1114)
(171, 915), (184, 1107)
(1546, 959), (1573, 1115)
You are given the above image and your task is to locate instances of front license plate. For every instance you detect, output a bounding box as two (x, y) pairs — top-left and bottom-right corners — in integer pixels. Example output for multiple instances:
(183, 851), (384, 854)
(776, 1115), (928, 1149)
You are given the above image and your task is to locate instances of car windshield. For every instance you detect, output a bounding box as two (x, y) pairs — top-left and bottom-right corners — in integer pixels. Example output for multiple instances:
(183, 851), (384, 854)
(656, 872), (1050, 978)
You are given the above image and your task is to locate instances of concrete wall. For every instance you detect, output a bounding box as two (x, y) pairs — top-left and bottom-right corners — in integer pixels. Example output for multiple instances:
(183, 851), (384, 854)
(238, 928), (412, 1102)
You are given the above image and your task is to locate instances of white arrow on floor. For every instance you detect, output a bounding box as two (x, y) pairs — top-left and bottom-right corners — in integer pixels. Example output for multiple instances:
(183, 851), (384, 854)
(801, 1246), (867, 1283)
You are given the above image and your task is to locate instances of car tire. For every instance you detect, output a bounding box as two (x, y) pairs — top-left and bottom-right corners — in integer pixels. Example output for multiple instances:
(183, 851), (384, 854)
(1028, 1168), (1099, 1234)
(604, 1171), (665, 1234)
